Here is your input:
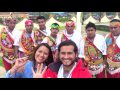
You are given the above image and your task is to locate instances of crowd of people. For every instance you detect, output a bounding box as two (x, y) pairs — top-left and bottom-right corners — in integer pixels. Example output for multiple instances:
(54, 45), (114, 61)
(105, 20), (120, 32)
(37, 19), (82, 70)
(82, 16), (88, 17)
(0, 15), (120, 78)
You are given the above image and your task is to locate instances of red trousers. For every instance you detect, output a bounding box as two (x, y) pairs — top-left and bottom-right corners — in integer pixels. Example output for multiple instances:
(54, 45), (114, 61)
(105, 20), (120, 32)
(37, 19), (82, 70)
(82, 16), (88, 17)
(2, 58), (12, 71)
(95, 70), (107, 78)
(107, 72), (120, 78)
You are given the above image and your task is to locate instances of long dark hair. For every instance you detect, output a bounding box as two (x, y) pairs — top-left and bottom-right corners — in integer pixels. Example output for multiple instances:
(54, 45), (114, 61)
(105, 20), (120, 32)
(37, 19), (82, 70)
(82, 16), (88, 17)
(32, 43), (53, 67)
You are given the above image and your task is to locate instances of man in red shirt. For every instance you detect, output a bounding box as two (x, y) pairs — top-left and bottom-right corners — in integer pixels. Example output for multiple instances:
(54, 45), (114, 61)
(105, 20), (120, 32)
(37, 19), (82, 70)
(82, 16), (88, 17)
(42, 40), (92, 78)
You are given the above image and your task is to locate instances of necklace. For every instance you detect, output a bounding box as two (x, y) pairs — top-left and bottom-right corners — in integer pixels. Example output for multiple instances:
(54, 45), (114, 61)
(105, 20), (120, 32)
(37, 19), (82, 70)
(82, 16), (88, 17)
(65, 30), (74, 38)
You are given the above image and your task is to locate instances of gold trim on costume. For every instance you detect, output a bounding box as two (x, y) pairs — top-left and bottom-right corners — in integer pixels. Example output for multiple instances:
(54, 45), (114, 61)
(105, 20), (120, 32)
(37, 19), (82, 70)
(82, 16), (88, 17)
(0, 28), (14, 52)
(88, 58), (103, 65)
(107, 58), (120, 68)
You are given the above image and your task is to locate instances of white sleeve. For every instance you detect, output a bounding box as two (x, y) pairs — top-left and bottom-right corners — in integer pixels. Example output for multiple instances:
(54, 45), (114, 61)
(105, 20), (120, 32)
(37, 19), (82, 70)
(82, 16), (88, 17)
(13, 34), (21, 46)
(41, 38), (48, 44)
(102, 37), (107, 55)
(56, 34), (61, 50)
(73, 30), (83, 55)
(78, 39), (85, 58)
(5, 70), (16, 78)
(31, 31), (35, 43)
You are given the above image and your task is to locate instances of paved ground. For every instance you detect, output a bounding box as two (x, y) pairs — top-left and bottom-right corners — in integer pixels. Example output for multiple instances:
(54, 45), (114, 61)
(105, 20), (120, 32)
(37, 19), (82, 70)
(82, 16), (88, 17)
(0, 66), (6, 78)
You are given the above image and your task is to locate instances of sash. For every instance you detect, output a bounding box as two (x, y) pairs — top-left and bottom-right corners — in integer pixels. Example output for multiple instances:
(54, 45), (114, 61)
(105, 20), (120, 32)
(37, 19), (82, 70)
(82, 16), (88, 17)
(20, 30), (34, 55)
(106, 33), (120, 67)
(0, 27), (14, 52)
(60, 33), (69, 42)
(0, 27), (16, 63)
(39, 30), (47, 36)
(47, 36), (56, 46)
(84, 37), (103, 65)
(46, 36), (56, 53)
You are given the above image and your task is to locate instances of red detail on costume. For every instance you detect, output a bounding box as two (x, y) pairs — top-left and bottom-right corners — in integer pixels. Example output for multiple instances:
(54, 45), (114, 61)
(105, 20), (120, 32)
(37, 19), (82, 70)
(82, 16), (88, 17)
(3, 58), (12, 71)
(107, 33), (120, 62)
(25, 20), (33, 25)
(43, 59), (92, 78)
(107, 72), (120, 78)
(61, 33), (69, 42)
(66, 21), (75, 27)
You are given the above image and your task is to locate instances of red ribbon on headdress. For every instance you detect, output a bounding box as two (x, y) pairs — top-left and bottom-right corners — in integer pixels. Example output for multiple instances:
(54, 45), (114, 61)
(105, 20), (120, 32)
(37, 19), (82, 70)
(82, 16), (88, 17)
(66, 21), (75, 27)
(110, 22), (120, 26)
(25, 20), (33, 25)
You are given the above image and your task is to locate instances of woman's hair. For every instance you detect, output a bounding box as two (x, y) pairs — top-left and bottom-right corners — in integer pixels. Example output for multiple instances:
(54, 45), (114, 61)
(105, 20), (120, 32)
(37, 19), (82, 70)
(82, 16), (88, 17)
(32, 43), (53, 67)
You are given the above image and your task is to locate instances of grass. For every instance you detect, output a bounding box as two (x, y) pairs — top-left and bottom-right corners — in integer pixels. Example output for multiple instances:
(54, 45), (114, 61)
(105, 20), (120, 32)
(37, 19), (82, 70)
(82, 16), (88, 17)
(96, 25), (109, 32)
(0, 57), (3, 67)
(59, 25), (109, 33)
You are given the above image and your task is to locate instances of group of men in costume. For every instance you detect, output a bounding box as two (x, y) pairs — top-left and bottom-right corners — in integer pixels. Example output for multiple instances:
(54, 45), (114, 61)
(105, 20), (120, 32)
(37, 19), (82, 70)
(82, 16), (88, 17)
(78, 19), (120, 78)
(105, 19), (120, 78)
(0, 16), (51, 71)
(0, 15), (120, 78)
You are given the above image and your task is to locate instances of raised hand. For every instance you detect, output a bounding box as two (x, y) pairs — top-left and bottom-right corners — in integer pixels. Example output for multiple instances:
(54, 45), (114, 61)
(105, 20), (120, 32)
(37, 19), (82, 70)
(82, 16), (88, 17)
(10, 57), (28, 74)
(32, 63), (47, 78)
(14, 57), (28, 68)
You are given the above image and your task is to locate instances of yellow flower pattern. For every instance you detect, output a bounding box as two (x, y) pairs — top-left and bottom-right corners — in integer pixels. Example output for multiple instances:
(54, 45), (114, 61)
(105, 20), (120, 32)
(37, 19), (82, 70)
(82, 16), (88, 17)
(1, 33), (7, 39)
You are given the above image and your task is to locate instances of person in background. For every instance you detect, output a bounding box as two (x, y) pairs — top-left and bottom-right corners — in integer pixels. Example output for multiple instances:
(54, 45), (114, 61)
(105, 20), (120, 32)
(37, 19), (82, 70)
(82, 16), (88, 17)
(79, 22), (107, 78)
(14, 20), (35, 59)
(34, 16), (51, 47)
(105, 19), (120, 78)
(55, 20), (82, 61)
(42, 23), (59, 62)
(0, 17), (18, 71)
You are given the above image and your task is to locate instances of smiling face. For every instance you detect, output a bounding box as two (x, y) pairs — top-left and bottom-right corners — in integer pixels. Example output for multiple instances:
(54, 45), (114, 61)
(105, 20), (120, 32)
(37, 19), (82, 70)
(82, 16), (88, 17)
(59, 45), (77, 67)
(35, 45), (49, 64)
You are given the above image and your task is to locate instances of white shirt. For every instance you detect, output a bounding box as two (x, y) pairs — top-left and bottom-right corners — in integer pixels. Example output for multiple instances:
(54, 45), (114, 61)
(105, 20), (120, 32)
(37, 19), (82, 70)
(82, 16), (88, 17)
(5, 27), (19, 41)
(41, 27), (51, 36)
(115, 35), (120, 48)
(41, 36), (57, 52)
(57, 62), (77, 78)
(46, 27), (51, 36)
(41, 37), (49, 44)
(79, 34), (107, 58)
(13, 30), (35, 52)
(56, 30), (82, 55)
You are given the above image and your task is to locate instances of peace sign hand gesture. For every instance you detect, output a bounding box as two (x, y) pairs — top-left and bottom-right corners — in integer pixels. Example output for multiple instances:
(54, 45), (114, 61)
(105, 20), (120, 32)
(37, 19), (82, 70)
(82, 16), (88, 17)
(32, 63), (47, 78)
